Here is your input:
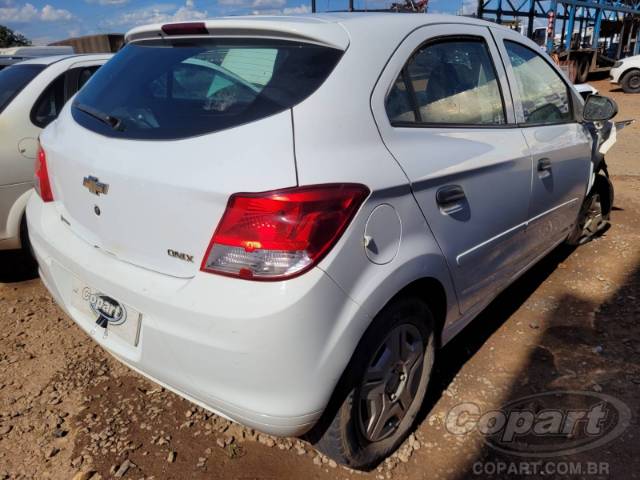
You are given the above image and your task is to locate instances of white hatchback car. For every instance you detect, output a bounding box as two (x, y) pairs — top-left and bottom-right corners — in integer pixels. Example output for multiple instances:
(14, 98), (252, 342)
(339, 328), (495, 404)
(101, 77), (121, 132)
(27, 14), (616, 468)
(610, 54), (640, 93)
(0, 54), (110, 252)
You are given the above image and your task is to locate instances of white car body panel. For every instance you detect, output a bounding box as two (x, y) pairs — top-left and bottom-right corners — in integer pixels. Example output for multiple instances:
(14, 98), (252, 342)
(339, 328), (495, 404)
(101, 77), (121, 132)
(0, 54), (111, 250)
(574, 83), (598, 98)
(28, 14), (595, 437)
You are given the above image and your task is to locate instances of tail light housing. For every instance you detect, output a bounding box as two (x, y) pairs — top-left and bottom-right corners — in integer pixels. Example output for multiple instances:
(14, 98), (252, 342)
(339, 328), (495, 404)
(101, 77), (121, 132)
(34, 144), (54, 202)
(201, 184), (369, 281)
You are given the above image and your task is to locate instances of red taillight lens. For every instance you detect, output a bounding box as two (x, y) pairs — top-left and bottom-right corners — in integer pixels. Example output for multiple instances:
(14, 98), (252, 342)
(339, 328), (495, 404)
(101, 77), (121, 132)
(34, 145), (53, 202)
(201, 184), (370, 280)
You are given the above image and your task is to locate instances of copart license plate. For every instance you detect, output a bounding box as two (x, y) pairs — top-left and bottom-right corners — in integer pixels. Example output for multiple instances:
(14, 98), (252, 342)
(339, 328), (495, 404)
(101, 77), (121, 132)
(71, 279), (142, 346)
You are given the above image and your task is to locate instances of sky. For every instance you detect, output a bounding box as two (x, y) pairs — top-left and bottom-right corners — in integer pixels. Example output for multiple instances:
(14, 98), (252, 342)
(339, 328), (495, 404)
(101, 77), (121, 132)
(0, 0), (472, 45)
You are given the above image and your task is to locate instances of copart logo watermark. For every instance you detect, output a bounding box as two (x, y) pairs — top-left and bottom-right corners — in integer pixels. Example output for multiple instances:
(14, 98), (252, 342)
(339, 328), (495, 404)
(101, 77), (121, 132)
(445, 391), (631, 458)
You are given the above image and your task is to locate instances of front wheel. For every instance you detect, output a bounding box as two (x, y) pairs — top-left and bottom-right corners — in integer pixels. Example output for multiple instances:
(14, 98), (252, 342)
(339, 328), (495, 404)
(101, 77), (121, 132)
(621, 70), (640, 94)
(311, 297), (435, 470)
(566, 175), (613, 245)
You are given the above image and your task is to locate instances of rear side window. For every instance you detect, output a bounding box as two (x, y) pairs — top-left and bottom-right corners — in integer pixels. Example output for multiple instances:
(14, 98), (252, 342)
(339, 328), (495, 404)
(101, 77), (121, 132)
(504, 41), (572, 125)
(31, 73), (66, 128)
(386, 38), (505, 126)
(77, 66), (100, 90)
(72, 39), (343, 140)
(0, 64), (46, 114)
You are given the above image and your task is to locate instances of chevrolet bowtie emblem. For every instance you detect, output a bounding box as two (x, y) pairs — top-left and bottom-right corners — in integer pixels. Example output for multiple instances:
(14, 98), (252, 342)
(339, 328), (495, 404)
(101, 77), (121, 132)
(83, 176), (109, 196)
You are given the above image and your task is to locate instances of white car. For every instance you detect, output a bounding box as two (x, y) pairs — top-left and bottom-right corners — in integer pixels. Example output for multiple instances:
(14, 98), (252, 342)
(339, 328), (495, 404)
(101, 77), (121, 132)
(27, 14), (616, 468)
(0, 54), (110, 252)
(610, 54), (640, 93)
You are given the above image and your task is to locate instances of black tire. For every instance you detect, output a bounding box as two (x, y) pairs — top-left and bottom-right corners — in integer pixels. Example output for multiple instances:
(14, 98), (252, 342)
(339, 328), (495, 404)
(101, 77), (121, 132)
(311, 297), (435, 470)
(576, 57), (590, 84)
(621, 69), (640, 94)
(19, 215), (37, 266)
(566, 174), (613, 246)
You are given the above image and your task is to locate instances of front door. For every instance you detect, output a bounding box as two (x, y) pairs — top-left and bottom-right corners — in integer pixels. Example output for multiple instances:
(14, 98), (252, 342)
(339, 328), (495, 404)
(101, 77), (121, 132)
(493, 28), (593, 258)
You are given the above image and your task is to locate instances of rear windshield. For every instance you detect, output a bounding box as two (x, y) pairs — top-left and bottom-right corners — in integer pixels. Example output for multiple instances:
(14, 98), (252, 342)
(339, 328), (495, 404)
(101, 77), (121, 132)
(0, 64), (46, 114)
(72, 39), (343, 140)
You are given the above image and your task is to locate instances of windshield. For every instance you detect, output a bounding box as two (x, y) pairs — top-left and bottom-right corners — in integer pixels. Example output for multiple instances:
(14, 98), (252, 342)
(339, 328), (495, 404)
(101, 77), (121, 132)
(0, 64), (46, 114)
(72, 39), (343, 140)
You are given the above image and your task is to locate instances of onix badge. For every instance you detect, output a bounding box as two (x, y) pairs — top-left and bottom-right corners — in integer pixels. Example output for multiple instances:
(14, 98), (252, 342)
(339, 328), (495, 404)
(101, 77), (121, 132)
(83, 176), (109, 196)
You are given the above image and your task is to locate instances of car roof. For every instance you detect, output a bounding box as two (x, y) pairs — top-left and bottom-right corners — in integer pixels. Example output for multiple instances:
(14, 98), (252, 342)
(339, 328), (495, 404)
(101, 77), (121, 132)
(11, 53), (112, 66)
(126, 13), (503, 50)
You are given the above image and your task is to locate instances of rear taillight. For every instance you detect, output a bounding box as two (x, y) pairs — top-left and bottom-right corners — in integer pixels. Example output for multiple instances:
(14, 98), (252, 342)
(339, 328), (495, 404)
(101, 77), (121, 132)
(34, 144), (53, 202)
(201, 184), (369, 281)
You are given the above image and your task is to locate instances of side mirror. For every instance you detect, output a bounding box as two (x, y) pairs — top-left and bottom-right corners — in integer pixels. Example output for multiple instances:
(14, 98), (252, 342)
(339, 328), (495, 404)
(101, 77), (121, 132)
(583, 95), (618, 122)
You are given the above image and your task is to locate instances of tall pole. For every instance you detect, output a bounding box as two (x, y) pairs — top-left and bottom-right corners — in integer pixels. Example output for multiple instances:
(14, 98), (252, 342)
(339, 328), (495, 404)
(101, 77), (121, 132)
(311, 0), (316, 12)
(527, 0), (535, 37)
(592, 0), (604, 48)
(547, 0), (558, 53)
(565, 4), (576, 50)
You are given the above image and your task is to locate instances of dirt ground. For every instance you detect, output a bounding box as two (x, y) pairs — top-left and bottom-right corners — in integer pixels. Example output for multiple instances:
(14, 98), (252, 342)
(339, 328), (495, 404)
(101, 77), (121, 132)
(0, 79), (639, 480)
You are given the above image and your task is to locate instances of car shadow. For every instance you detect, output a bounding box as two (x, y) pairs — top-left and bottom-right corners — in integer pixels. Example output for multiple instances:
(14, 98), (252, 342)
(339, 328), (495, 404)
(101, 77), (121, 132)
(446, 260), (640, 479)
(0, 249), (39, 283)
(417, 243), (576, 425)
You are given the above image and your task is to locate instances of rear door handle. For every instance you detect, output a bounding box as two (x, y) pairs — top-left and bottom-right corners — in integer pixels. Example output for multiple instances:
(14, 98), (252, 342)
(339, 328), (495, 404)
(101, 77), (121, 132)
(436, 185), (466, 214)
(436, 185), (466, 205)
(537, 158), (552, 173)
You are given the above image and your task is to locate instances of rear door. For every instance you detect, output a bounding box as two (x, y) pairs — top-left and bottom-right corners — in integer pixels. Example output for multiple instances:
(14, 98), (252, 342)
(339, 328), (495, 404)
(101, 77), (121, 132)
(492, 28), (592, 258)
(371, 24), (533, 313)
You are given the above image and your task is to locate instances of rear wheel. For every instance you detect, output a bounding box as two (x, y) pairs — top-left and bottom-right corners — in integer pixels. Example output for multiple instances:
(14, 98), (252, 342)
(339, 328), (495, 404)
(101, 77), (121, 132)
(621, 70), (640, 94)
(312, 297), (435, 470)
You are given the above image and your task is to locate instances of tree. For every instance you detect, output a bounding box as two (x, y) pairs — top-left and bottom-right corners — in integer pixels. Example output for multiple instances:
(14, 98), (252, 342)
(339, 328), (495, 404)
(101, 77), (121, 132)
(0, 25), (31, 48)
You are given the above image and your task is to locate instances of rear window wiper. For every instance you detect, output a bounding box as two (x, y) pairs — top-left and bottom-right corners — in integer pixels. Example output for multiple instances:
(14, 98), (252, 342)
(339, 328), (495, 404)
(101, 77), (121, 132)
(74, 102), (123, 131)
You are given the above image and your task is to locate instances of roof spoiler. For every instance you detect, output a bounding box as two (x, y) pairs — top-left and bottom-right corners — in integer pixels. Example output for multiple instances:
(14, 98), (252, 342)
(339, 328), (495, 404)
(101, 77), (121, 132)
(125, 18), (350, 50)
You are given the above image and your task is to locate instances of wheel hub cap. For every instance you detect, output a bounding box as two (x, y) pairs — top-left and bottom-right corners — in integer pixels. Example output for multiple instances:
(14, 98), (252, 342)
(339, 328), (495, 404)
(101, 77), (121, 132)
(357, 324), (424, 443)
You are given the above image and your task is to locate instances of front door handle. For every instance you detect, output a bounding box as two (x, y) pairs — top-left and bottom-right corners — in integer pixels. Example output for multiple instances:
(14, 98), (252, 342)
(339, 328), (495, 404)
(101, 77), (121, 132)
(537, 158), (552, 173)
(436, 185), (466, 214)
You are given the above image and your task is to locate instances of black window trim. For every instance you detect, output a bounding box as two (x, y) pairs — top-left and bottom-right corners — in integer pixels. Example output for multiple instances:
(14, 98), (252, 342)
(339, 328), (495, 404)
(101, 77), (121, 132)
(386, 34), (510, 130)
(503, 39), (577, 129)
(29, 64), (102, 128)
(29, 70), (70, 129)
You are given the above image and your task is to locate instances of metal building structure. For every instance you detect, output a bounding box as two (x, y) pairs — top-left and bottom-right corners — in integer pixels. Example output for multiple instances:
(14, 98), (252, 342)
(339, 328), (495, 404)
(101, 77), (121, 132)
(478, 1), (640, 54)
(477, 1), (640, 81)
(49, 34), (124, 54)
